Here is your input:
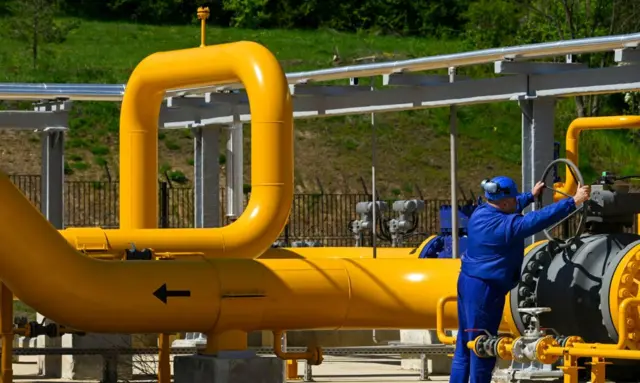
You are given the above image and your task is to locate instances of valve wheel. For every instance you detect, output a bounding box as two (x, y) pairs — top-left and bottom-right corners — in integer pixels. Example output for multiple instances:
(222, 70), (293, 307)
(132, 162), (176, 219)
(535, 158), (587, 250)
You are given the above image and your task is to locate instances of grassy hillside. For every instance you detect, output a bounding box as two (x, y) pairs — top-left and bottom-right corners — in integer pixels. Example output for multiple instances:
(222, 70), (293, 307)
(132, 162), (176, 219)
(0, 19), (639, 198)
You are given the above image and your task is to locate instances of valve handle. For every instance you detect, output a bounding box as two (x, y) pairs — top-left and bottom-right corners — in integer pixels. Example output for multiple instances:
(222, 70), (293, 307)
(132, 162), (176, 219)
(517, 307), (551, 315)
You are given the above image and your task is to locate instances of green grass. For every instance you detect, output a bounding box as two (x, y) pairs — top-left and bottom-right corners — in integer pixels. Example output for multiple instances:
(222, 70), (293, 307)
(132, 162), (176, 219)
(0, 18), (638, 197)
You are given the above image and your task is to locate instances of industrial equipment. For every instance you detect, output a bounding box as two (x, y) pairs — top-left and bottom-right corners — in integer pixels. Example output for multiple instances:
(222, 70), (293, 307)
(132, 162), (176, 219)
(387, 199), (424, 247)
(419, 198), (481, 258)
(476, 307), (565, 382)
(350, 201), (388, 246)
(502, 158), (640, 381)
(349, 199), (423, 247)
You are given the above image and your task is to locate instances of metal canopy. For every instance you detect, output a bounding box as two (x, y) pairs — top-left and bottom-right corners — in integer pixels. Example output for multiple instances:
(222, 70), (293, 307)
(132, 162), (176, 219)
(160, 63), (640, 127)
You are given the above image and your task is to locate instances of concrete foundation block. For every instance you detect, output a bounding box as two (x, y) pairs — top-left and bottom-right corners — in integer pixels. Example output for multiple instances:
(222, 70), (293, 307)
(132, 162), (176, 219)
(18, 336), (38, 348)
(174, 354), (284, 383)
(61, 333), (132, 380)
(15, 336), (36, 363)
(37, 313), (61, 378)
(400, 329), (453, 375)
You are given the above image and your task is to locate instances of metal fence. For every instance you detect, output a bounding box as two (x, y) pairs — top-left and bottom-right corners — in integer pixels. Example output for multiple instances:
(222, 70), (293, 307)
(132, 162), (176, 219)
(8, 175), (621, 248)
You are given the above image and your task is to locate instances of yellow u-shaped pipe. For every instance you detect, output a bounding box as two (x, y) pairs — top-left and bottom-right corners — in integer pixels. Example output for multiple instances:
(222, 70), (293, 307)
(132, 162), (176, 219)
(554, 116), (640, 202)
(61, 41), (293, 258)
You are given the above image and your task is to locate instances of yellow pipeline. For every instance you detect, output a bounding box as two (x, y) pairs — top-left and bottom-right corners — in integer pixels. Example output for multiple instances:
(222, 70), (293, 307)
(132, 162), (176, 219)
(64, 41), (293, 259)
(544, 298), (640, 360)
(554, 116), (640, 202)
(0, 171), (517, 334)
(60, 234), (429, 260)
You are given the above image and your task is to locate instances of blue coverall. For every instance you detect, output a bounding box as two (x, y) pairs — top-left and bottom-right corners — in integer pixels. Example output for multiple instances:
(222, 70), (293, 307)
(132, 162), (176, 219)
(450, 179), (577, 383)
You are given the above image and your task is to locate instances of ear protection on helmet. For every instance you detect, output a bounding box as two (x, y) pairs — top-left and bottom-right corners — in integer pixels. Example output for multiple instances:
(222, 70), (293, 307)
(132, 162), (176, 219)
(480, 179), (512, 195)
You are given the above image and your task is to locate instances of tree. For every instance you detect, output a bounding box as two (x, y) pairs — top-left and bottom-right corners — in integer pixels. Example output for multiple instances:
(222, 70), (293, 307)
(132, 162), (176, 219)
(463, 0), (640, 117)
(518, 0), (640, 116)
(463, 0), (525, 49)
(5, 0), (79, 69)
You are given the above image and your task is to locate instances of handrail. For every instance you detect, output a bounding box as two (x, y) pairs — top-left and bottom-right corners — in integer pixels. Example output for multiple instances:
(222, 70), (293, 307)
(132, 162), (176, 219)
(0, 33), (639, 101)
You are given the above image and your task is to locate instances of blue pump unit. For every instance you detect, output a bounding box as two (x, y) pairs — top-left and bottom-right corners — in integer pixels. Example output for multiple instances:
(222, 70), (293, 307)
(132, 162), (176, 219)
(419, 197), (482, 259)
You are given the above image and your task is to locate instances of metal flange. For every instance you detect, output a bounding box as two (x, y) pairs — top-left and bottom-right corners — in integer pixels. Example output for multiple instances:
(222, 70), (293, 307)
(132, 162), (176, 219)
(600, 239), (640, 349)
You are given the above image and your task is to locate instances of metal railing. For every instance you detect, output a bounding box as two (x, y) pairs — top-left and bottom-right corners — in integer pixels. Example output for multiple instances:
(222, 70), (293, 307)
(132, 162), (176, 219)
(10, 175), (626, 247)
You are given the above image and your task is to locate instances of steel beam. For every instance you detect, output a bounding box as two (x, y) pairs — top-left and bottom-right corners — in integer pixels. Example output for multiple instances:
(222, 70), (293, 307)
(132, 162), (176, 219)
(495, 61), (588, 75)
(226, 112), (244, 220)
(531, 63), (640, 96)
(167, 93), (248, 108)
(615, 48), (640, 64)
(449, 67), (459, 258)
(40, 130), (65, 229)
(0, 110), (69, 130)
(35, 102), (69, 230)
(193, 126), (221, 228)
(160, 75), (527, 125)
(383, 73), (469, 86)
(158, 63), (640, 126)
(292, 84), (372, 96)
(520, 99), (534, 222)
(531, 97), (556, 242)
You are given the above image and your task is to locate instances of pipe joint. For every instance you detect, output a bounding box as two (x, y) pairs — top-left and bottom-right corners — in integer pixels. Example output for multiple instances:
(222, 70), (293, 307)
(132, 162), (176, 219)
(272, 331), (323, 365)
(468, 333), (514, 360)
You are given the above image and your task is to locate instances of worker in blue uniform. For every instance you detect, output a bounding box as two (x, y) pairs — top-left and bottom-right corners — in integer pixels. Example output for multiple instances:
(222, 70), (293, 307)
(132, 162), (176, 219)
(450, 176), (590, 383)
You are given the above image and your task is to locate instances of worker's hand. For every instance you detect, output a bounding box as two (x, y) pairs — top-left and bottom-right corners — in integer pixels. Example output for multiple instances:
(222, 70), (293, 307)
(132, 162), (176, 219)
(532, 181), (545, 197)
(572, 184), (591, 206)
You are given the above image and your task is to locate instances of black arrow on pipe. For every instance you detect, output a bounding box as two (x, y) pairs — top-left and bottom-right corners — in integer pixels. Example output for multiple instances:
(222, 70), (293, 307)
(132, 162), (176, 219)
(153, 283), (191, 304)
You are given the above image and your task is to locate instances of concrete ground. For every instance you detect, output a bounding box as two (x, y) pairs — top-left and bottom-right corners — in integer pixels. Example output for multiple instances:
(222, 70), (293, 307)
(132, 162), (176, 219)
(294, 356), (450, 382)
(11, 355), (450, 383)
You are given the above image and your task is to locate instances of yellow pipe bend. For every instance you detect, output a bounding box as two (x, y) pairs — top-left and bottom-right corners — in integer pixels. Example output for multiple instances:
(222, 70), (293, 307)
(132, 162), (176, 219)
(436, 295), (457, 345)
(551, 297), (640, 357)
(61, 41), (293, 258)
(554, 116), (640, 202)
(272, 331), (323, 365)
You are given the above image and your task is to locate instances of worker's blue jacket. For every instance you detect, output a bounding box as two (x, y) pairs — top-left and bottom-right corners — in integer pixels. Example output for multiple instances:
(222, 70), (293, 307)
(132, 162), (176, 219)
(462, 192), (576, 293)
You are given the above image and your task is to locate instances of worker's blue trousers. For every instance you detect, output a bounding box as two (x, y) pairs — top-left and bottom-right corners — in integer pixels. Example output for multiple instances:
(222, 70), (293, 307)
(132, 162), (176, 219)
(450, 272), (506, 383)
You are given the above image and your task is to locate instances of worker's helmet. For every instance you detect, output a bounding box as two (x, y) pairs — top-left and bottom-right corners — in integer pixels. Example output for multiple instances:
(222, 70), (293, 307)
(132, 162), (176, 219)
(480, 176), (520, 201)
